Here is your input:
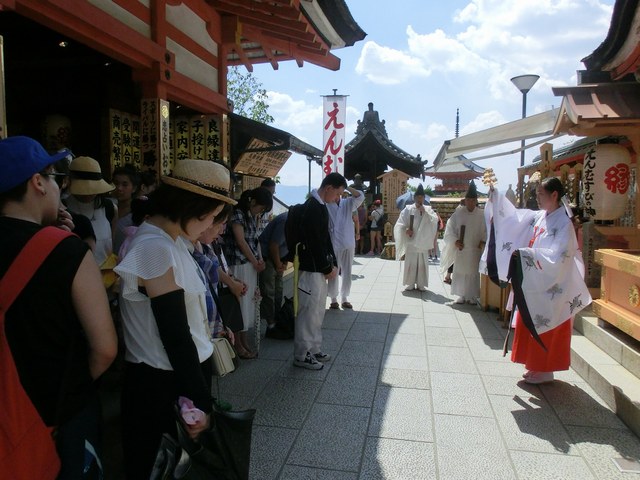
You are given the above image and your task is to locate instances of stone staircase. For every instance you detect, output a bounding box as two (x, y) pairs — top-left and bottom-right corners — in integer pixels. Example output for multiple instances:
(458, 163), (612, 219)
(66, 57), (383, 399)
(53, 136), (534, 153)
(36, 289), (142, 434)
(571, 307), (640, 437)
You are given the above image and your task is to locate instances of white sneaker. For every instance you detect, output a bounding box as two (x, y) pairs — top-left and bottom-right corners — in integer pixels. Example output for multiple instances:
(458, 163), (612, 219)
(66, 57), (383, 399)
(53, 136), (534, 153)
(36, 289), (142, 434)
(455, 296), (466, 304)
(524, 371), (554, 384)
(313, 352), (331, 362)
(294, 352), (324, 370)
(404, 285), (416, 291)
(417, 286), (427, 292)
(466, 298), (477, 305)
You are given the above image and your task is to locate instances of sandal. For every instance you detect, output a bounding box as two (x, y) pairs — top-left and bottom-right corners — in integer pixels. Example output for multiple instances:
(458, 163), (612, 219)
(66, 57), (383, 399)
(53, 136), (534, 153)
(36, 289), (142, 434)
(341, 302), (353, 309)
(443, 278), (452, 285)
(329, 302), (340, 309)
(236, 347), (257, 359)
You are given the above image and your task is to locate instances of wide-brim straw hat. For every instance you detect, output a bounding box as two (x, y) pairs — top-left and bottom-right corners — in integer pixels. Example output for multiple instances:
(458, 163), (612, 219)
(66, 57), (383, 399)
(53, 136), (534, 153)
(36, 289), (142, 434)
(161, 159), (237, 205)
(68, 156), (115, 195)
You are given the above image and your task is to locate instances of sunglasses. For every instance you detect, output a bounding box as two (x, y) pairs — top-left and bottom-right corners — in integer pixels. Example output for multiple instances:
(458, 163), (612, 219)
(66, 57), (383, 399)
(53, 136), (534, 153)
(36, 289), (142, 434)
(39, 170), (69, 188)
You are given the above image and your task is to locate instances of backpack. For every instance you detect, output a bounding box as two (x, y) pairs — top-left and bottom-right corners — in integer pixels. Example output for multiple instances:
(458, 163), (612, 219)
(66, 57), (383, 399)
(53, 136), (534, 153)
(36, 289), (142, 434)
(266, 297), (295, 340)
(284, 201), (308, 262)
(0, 227), (72, 479)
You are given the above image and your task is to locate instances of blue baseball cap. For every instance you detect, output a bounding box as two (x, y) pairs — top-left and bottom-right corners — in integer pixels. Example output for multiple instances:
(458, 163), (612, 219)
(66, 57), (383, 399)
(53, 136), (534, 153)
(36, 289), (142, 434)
(0, 136), (70, 193)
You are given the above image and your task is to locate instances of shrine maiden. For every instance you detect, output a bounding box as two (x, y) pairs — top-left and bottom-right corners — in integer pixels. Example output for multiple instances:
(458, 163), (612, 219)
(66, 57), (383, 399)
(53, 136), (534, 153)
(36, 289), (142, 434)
(481, 177), (591, 384)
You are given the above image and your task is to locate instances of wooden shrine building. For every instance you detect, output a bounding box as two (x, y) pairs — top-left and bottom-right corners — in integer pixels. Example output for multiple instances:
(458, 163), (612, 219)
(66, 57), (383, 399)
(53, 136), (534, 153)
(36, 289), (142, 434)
(0, 0), (365, 185)
(345, 102), (426, 193)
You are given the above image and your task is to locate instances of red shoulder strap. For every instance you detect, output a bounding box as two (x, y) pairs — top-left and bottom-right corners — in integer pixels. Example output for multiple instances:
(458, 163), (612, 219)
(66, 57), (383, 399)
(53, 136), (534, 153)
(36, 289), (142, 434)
(0, 227), (73, 324)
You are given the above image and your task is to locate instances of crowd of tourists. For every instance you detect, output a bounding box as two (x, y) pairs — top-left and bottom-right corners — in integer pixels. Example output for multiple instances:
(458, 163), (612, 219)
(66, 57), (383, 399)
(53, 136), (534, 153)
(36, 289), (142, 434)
(0, 135), (590, 478)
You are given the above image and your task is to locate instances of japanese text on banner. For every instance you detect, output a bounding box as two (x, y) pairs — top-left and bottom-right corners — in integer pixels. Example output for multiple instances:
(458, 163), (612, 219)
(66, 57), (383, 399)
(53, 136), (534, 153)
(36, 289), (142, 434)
(322, 96), (346, 176)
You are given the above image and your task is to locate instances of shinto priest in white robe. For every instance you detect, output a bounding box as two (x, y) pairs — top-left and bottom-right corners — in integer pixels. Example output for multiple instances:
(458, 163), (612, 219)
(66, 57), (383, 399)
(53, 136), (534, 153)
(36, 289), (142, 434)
(441, 204), (486, 299)
(480, 188), (591, 349)
(394, 203), (438, 288)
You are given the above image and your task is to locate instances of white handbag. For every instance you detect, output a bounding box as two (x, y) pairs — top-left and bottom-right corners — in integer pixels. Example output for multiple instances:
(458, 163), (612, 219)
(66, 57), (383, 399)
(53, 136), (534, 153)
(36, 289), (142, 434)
(211, 337), (236, 377)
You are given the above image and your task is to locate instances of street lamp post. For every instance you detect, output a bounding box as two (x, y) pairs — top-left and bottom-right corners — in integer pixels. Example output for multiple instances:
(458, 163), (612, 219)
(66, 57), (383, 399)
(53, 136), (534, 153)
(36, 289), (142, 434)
(510, 74), (540, 167)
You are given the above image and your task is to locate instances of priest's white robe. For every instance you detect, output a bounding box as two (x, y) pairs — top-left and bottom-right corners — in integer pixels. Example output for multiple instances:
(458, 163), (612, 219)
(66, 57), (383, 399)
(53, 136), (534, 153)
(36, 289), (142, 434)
(442, 206), (486, 299)
(394, 203), (438, 288)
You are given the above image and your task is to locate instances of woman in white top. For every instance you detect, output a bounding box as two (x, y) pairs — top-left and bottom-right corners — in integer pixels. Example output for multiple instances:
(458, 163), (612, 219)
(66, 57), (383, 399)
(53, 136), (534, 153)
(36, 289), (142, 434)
(114, 160), (236, 479)
(65, 156), (116, 266)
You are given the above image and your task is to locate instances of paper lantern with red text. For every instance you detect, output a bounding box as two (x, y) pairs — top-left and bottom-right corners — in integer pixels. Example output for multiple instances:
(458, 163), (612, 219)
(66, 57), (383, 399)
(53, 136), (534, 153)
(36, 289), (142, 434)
(582, 144), (631, 221)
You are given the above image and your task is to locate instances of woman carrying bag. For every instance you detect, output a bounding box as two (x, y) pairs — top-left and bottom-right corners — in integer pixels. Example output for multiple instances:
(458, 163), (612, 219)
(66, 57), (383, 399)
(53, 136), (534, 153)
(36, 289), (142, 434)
(114, 160), (236, 479)
(222, 187), (273, 358)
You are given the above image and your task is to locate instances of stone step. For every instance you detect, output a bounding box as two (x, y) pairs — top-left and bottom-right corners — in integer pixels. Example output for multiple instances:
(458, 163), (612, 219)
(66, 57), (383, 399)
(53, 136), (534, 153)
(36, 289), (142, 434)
(571, 309), (640, 438)
(573, 309), (640, 380)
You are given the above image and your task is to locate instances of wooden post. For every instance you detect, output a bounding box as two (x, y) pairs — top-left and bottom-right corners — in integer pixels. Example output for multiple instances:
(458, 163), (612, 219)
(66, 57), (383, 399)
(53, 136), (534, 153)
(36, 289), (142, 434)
(141, 98), (172, 176)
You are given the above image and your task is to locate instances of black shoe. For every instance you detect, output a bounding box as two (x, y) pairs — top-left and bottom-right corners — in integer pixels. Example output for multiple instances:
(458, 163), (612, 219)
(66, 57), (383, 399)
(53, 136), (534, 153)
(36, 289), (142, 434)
(266, 326), (293, 340)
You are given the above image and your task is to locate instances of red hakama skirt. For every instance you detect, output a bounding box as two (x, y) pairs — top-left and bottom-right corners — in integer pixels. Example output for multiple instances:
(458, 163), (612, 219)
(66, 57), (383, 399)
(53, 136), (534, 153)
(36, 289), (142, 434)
(511, 310), (572, 372)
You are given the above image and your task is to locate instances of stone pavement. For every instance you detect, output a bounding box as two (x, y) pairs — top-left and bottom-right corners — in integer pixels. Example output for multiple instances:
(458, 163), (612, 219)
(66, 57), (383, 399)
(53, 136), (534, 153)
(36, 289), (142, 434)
(217, 254), (640, 480)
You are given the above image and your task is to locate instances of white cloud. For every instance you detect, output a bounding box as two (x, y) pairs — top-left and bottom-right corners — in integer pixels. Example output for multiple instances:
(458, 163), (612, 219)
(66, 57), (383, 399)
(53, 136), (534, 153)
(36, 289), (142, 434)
(354, 0), (612, 101)
(460, 110), (507, 136)
(406, 26), (492, 75)
(355, 41), (430, 85)
(267, 91), (322, 130)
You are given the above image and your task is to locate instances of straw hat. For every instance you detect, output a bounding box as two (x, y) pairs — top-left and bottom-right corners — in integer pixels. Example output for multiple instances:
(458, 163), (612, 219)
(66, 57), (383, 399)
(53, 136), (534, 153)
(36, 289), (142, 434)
(161, 160), (237, 205)
(68, 156), (115, 195)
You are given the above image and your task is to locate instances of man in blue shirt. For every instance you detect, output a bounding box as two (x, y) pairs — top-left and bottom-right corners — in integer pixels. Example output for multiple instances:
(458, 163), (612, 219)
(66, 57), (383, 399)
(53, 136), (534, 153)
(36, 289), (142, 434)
(259, 211), (289, 337)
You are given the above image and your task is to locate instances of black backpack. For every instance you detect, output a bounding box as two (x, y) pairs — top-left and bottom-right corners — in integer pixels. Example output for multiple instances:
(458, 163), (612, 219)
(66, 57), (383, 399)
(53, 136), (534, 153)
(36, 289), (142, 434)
(269, 297), (295, 339)
(284, 201), (308, 261)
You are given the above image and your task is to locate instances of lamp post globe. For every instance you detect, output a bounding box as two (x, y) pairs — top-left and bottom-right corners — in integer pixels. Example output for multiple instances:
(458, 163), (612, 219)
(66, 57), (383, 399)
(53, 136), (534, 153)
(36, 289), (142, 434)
(510, 74), (540, 168)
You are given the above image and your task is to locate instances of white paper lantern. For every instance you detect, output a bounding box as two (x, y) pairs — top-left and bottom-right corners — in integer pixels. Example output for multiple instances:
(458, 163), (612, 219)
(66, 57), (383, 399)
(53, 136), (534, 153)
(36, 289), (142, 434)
(582, 143), (631, 221)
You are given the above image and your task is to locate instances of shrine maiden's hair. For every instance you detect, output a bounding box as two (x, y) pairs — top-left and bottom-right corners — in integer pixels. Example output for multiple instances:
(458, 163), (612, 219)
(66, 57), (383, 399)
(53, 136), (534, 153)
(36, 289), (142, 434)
(540, 177), (564, 202)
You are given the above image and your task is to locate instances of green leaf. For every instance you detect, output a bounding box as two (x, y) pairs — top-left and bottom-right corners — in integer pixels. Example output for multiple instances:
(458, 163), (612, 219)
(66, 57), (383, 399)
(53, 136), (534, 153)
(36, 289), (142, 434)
(227, 67), (274, 124)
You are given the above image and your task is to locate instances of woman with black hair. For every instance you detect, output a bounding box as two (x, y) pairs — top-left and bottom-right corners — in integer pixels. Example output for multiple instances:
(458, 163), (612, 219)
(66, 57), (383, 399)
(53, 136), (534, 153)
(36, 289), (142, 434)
(222, 186), (273, 358)
(483, 177), (591, 385)
(114, 160), (236, 478)
(111, 164), (141, 253)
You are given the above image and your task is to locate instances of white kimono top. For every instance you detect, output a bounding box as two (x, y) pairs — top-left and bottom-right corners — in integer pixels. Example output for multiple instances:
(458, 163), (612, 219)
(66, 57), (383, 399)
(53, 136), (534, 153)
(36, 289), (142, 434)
(393, 203), (438, 259)
(481, 188), (591, 336)
(441, 206), (486, 276)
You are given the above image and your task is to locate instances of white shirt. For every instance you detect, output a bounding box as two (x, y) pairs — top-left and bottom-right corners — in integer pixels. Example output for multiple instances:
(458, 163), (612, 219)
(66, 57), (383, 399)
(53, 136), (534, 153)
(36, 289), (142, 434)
(114, 222), (213, 369)
(66, 195), (113, 265)
(327, 191), (365, 251)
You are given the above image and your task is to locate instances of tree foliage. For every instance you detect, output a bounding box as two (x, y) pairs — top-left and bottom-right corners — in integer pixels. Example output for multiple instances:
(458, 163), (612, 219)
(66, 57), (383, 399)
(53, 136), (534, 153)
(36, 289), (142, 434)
(227, 67), (274, 124)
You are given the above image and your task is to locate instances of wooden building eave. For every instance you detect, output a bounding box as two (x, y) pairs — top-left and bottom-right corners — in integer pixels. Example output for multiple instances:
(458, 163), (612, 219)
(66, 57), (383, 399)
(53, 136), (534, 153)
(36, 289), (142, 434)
(345, 130), (423, 179)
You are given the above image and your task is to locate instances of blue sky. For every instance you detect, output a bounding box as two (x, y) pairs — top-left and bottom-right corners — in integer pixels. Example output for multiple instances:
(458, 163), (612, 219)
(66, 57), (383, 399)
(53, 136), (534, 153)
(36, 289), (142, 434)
(250, 0), (615, 195)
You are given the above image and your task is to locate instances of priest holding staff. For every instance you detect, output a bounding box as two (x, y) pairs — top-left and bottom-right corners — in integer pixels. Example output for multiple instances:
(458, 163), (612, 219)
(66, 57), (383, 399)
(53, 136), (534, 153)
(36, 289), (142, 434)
(394, 184), (439, 291)
(441, 181), (486, 304)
